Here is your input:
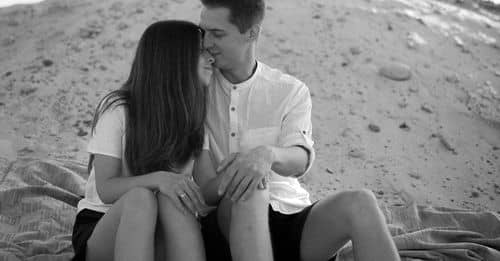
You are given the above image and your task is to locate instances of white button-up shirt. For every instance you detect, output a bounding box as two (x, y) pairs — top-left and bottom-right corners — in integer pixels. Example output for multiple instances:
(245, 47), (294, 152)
(206, 61), (315, 214)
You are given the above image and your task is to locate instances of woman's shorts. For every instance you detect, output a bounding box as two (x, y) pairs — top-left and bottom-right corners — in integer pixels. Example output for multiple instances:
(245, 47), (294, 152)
(71, 209), (104, 261)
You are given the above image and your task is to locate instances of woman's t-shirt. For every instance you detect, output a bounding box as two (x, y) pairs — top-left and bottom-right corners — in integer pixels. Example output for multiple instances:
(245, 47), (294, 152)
(77, 105), (208, 213)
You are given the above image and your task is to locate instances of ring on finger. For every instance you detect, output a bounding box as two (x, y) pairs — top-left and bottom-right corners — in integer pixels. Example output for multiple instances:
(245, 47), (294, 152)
(179, 192), (187, 198)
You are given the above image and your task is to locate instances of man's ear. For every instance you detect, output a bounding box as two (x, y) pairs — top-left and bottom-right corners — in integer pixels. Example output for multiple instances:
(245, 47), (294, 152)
(247, 25), (260, 41)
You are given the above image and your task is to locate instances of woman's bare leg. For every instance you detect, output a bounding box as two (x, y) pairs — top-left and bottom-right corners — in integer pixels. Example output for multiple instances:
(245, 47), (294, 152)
(156, 193), (206, 261)
(86, 187), (158, 261)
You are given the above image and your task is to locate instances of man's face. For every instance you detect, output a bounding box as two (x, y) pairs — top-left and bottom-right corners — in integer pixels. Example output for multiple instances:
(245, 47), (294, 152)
(199, 6), (250, 70)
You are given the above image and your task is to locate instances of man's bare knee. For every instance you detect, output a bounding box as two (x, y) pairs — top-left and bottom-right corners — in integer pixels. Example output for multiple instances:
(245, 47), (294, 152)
(231, 188), (269, 215)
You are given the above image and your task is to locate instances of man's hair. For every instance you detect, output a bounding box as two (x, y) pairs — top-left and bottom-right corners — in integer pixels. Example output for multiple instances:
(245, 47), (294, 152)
(201, 0), (265, 33)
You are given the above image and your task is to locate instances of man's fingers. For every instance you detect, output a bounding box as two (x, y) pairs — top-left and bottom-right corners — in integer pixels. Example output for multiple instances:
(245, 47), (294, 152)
(218, 164), (238, 196)
(231, 176), (252, 202)
(216, 153), (238, 173)
(242, 178), (261, 201)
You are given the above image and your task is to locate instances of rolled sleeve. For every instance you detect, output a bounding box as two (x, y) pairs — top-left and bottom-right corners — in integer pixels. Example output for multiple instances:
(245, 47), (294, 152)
(279, 84), (315, 177)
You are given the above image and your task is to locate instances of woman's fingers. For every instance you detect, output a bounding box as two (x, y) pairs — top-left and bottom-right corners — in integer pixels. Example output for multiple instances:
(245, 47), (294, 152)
(177, 188), (197, 216)
(185, 179), (207, 211)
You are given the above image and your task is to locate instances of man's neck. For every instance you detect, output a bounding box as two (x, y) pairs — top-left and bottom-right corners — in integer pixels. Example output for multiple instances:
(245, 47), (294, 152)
(221, 57), (257, 84)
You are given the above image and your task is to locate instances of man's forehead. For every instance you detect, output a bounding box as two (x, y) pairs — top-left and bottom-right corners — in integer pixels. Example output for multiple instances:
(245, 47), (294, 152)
(199, 6), (231, 30)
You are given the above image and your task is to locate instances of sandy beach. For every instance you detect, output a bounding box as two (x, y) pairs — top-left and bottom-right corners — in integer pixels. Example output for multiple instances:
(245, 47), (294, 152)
(0, 0), (499, 213)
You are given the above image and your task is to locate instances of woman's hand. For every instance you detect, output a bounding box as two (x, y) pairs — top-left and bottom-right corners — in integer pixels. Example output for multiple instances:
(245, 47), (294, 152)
(155, 171), (213, 217)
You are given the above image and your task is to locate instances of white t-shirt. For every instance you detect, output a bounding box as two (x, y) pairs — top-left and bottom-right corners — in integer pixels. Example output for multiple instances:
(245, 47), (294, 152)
(206, 61), (315, 214)
(77, 105), (207, 213)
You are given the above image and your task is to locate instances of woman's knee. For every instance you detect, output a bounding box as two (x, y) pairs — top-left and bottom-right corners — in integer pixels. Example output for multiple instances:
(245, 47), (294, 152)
(121, 187), (158, 217)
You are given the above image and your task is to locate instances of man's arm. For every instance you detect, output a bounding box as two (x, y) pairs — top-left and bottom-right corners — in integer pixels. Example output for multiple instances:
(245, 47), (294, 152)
(268, 145), (309, 177)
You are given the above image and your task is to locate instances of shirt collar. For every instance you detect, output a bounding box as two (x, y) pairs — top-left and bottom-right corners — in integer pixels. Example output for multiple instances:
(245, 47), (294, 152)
(215, 60), (262, 91)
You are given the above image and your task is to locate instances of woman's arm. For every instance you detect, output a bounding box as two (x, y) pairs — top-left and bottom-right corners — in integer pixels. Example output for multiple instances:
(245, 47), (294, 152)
(93, 154), (165, 204)
(193, 150), (224, 206)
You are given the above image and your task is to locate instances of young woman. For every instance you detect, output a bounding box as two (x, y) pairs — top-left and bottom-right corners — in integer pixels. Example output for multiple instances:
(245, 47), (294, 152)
(71, 20), (215, 261)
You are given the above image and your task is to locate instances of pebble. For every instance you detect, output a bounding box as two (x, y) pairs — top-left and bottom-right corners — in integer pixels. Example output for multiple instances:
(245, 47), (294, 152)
(2, 35), (16, 47)
(399, 122), (410, 131)
(77, 128), (88, 137)
(406, 32), (427, 49)
(348, 148), (366, 159)
(434, 133), (457, 154)
(379, 63), (412, 81)
(368, 123), (381, 133)
(421, 104), (433, 113)
(445, 74), (460, 84)
(349, 46), (362, 55)
(408, 172), (421, 180)
(42, 59), (54, 67)
(326, 168), (334, 174)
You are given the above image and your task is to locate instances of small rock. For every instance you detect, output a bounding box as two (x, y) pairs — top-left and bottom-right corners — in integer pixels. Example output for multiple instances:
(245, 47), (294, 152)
(4, 71), (12, 77)
(470, 191), (480, 198)
(77, 128), (88, 137)
(20, 87), (38, 96)
(399, 122), (410, 131)
(348, 148), (366, 159)
(387, 22), (393, 31)
(123, 40), (136, 49)
(18, 147), (35, 154)
(453, 36), (469, 53)
(408, 172), (421, 180)
(379, 63), (412, 81)
(434, 133), (457, 154)
(42, 59), (54, 67)
(2, 35), (16, 47)
(326, 168), (334, 174)
(495, 71), (500, 77)
(349, 46), (362, 55)
(117, 22), (129, 31)
(368, 123), (381, 133)
(445, 74), (460, 84)
(313, 14), (321, 19)
(421, 104), (433, 113)
(409, 85), (419, 93)
(406, 32), (427, 49)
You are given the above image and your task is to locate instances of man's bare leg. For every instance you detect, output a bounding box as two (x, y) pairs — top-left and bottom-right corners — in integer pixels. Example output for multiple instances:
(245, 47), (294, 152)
(301, 189), (400, 261)
(216, 188), (273, 261)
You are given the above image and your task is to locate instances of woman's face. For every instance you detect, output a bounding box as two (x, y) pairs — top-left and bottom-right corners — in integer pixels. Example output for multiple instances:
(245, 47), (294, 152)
(198, 49), (214, 86)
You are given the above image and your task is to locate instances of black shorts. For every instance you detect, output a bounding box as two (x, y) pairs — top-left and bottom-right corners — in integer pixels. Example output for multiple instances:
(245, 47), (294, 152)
(71, 209), (105, 261)
(201, 203), (332, 261)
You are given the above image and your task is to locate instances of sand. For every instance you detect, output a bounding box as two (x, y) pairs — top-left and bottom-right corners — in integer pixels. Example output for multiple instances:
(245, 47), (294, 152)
(0, 0), (499, 212)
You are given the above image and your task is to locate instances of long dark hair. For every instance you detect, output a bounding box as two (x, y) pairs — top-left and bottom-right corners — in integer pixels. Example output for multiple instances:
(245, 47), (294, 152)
(88, 20), (207, 176)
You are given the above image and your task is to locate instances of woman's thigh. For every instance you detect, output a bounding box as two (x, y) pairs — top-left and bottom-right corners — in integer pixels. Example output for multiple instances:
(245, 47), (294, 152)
(86, 187), (158, 261)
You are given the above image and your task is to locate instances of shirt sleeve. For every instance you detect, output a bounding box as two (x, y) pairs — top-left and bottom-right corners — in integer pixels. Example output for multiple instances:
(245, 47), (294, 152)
(278, 84), (315, 177)
(87, 106), (125, 158)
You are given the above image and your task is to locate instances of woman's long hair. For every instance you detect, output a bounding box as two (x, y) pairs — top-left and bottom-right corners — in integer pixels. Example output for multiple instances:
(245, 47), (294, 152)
(88, 20), (207, 175)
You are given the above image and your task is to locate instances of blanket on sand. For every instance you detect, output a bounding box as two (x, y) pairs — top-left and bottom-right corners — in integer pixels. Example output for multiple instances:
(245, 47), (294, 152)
(0, 158), (499, 261)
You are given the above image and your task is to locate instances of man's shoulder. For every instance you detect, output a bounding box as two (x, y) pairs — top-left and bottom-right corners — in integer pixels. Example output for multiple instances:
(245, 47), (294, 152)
(258, 62), (307, 90)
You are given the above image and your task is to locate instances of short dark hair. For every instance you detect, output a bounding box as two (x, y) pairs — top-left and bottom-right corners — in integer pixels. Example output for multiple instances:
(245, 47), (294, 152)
(201, 0), (265, 33)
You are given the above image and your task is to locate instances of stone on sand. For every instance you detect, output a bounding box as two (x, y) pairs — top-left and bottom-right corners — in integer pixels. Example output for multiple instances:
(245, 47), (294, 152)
(368, 123), (381, 133)
(379, 63), (412, 81)
(406, 32), (427, 49)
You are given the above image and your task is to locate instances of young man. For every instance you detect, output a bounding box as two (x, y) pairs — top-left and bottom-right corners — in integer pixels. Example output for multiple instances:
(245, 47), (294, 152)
(198, 0), (401, 260)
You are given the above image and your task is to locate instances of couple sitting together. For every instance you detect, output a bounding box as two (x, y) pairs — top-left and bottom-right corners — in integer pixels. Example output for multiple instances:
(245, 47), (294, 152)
(71, 0), (401, 260)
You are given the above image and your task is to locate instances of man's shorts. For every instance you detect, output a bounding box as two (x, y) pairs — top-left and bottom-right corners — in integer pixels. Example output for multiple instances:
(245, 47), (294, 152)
(201, 203), (319, 261)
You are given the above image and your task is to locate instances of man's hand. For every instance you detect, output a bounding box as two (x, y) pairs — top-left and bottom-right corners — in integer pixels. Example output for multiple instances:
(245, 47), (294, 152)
(217, 146), (275, 202)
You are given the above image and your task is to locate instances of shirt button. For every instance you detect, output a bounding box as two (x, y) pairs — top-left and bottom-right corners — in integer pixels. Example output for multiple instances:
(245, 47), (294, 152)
(233, 86), (237, 90)
(231, 107), (236, 111)
(231, 132), (236, 137)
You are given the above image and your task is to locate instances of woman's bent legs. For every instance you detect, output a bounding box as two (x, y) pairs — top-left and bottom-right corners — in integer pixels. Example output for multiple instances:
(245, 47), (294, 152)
(156, 193), (206, 261)
(86, 187), (158, 261)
